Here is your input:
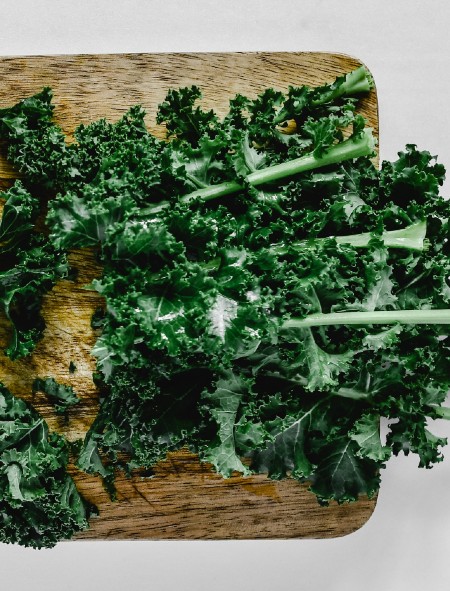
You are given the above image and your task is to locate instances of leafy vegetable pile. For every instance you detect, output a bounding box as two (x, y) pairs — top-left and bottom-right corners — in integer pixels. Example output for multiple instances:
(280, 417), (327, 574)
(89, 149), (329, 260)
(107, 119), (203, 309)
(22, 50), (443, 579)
(1, 64), (450, 546)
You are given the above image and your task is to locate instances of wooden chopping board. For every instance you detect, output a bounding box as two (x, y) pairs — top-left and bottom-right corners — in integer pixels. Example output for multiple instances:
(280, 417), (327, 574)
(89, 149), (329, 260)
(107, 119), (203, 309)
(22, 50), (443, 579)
(0, 52), (379, 540)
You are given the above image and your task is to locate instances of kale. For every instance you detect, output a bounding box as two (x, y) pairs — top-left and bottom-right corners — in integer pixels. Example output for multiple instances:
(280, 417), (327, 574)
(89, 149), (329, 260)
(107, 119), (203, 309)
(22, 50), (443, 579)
(32, 377), (80, 415)
(0, 382), (93, 548)
(1, 65), (450, 520)
(0, 181), (68, 359)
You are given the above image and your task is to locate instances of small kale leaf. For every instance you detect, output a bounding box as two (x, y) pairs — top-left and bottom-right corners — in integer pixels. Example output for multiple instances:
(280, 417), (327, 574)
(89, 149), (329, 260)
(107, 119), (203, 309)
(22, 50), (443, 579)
(32, 377), (80, 415)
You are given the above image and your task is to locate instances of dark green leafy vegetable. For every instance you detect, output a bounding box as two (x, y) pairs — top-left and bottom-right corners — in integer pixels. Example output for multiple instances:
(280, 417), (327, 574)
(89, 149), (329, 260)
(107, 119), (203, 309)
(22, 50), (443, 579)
(0, 181), (68, 359)
(1, 65), (450, 526)
(0, 382), (94, 548)
(32, 377), (80, 415)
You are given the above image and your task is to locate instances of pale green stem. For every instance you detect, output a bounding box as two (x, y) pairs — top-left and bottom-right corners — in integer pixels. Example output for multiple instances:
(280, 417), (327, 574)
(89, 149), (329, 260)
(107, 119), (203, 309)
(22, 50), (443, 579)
(334, 220), (427, 251)
(312, 66), (374, 105)
(282, 309), (450, 330)
(270, 220), (428, 256)
(430, 406), (450, 420)
(140, 128), (376, 215)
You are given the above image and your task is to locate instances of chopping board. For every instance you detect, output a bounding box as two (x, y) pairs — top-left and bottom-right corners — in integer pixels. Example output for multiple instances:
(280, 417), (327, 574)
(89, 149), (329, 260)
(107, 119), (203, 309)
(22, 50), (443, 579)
(0, 52), (379, 540)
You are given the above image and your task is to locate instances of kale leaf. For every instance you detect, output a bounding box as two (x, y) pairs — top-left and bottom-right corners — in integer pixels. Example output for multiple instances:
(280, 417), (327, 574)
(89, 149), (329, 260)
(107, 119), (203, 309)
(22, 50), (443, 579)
(32, 377), (80, 415)
(0, 182), (68, 358)
(0, 382), (93, 548)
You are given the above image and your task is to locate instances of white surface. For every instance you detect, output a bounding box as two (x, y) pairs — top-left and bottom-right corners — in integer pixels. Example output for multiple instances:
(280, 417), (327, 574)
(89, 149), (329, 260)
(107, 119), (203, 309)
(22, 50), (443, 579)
(1, 1), (450, 589)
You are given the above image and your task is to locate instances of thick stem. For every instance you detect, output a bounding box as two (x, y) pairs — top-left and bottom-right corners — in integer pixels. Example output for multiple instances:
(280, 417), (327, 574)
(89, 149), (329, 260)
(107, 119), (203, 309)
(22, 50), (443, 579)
(271, 220), (428, 256)
(334, 221), (427, 251)
(282, 309), (450, 330)
(197, 128), (374, 198)
(429, 406), (450, 420)
(140, 128), (376, 215)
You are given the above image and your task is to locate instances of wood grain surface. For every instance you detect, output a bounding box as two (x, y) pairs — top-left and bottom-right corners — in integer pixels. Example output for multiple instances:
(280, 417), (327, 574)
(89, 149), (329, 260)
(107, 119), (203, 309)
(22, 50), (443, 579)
(0, 52), (379, 540)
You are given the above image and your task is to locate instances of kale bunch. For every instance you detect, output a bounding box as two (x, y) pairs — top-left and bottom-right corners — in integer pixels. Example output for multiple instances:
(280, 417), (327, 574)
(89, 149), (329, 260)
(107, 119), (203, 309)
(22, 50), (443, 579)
(1, 66), (449, 509)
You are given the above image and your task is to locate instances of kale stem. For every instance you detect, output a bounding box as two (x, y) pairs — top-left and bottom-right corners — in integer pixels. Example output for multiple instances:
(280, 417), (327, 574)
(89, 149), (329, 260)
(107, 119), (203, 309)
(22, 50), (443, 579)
(245, 128), (375, 186)
(181, 180), (242, 205)
(282, 309), (450, 330)
(270, 220), (428, 255)
(334, 221), (427, 251)
(188, 128), (375, 200)
(312, 66), (374, 105)
(140, 128), (376, 215)
(201, 221), (427, 274)
(429, 406), (450, 420)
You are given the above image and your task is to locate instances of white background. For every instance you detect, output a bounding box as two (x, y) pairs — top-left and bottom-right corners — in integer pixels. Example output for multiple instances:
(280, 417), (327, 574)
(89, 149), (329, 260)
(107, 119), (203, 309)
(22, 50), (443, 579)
(1, 1), (450, 589)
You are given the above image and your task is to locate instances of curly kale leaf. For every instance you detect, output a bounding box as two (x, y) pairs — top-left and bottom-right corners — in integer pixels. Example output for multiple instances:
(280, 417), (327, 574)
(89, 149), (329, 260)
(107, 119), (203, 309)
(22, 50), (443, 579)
(199, 371), (252, 477)
(251, 396), (328, 480)
(309, 437), (380, 505)
(0, 87), (54, 138)
(0, 181), (40, 250)
(0, 182), (68, 358)
(349, 413), (391, 462)
(32, 377), (80, 415)
(156, 86), (219, 143)
(77, 362), (211, 490)
(0, 383), (94, 548)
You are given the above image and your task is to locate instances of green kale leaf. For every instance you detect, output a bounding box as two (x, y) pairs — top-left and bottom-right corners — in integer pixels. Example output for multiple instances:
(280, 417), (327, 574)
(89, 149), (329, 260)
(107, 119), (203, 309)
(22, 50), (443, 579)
(32, 377), (80, 415)
(0, 182), (68, 358)
(0, 383), (94, 548)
